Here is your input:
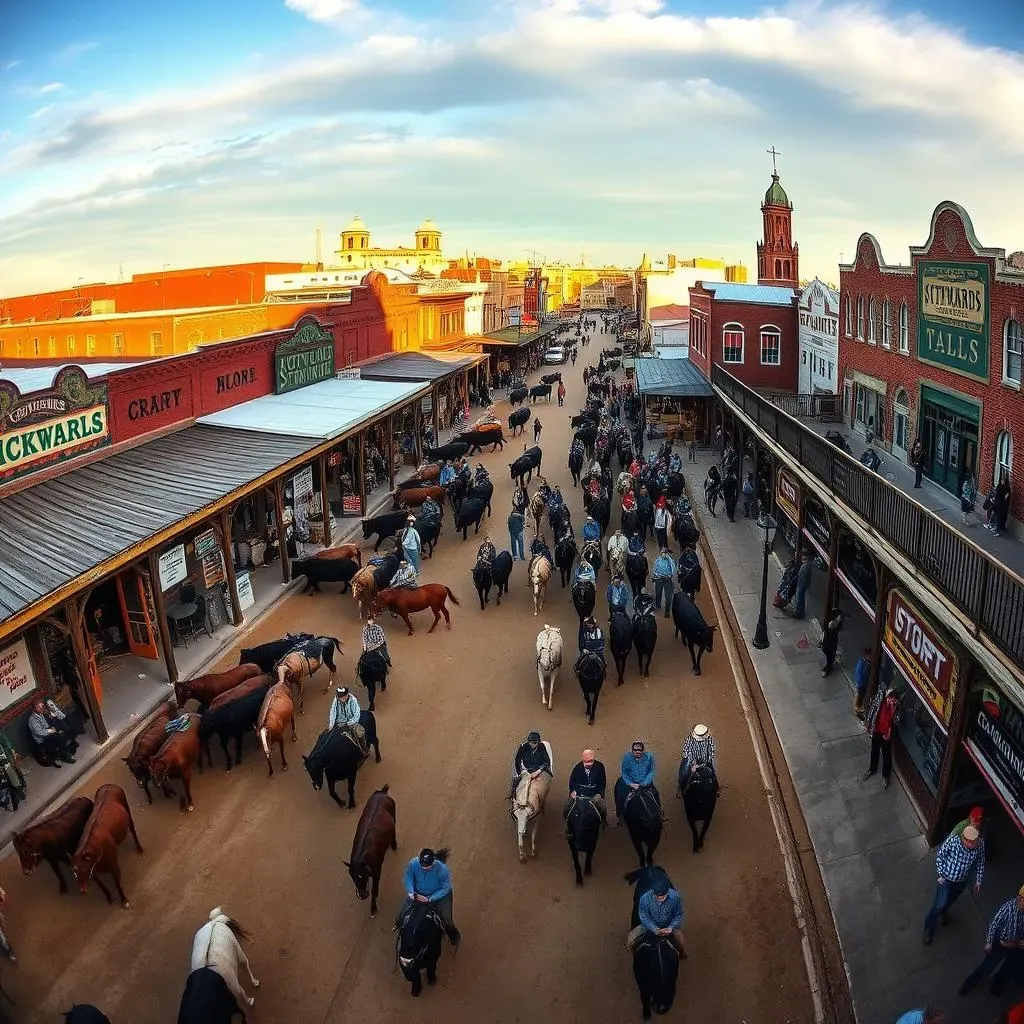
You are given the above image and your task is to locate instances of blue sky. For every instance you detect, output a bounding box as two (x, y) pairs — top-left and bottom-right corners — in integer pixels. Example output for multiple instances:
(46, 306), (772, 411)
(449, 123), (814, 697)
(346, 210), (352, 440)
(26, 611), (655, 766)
(2, 0), (1023, 296)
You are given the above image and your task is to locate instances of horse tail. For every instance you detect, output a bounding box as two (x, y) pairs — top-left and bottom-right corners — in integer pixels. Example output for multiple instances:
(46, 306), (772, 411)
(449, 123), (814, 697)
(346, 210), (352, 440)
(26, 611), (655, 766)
(331, 637), (344, 653)
(259, 727), (270, 758)
(444, 587), (461, 606)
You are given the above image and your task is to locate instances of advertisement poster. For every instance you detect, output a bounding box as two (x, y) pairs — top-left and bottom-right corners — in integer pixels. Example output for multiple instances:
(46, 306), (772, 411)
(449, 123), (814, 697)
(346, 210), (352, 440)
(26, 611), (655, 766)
(158, 544), (188, 592)
(0, 638), (38, 712)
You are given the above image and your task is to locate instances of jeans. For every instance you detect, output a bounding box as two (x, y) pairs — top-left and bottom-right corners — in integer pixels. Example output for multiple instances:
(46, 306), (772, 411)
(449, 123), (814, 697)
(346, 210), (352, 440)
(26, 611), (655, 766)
(655, 526), (668, 550)
(793, 580), (809, 618)
(867, 733), (893, 779)
(914, 463), (923, 487)
(960, 945), (1024, 995)
(510, 530), (525, 561)
(404, 548), (421, 574)
(654, 578), (673, 614)
(924, 878), (968, 938)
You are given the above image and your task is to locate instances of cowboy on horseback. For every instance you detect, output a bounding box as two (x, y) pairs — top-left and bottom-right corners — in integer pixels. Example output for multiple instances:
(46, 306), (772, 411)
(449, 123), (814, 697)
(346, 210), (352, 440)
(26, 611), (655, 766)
(615, 741), (662, 825)
(574, 558), (597, 587)
(678, 723), (720, 795)
(420, 495), (442, 523)
(626, 876), (686, 958)
(390, 560), (419, 590)
(476, 536), (496, 565)
(439, 460), (456, 487)
(394, 849), (461, 949)
(507, 730), (553, 800)
(564, 749), (608, 826)
(582, 514), (601, 543)
(473, 463), (489, 487)
(529, 535), (553, 567)
(576, 616), (605, 664)
(633, 587), (655, 620)
(361, 618), (392, 669)
(627, 531), (645, 556)
(607, 573), (630, 616)
(329, 687), (368, 759)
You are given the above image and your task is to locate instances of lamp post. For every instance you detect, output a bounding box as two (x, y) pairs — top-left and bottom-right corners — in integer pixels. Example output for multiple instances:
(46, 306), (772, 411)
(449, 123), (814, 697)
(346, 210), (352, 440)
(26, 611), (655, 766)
(751, 509), (778, 650)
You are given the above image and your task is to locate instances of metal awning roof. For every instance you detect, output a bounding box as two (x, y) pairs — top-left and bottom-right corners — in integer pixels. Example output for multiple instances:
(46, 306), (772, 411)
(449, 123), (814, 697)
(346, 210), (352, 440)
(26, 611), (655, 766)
(634, 357), (714, 398)
(481, 324), (560, 348)
(196, 377), (428, 438)
(0, 362), (142, 393)
(0, 426), (315, 623)
(358, 352), (483, 382)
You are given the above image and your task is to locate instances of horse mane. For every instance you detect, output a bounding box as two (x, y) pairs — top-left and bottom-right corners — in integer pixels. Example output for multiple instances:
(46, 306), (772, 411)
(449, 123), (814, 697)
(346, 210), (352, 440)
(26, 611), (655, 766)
(223, 917), (252, 944)
(433, 847), (450, 864)
(256, 684), (285, 731)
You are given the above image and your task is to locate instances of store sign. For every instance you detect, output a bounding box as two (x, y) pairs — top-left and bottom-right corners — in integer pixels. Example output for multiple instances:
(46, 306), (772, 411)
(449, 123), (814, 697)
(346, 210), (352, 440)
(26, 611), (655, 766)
(194, 528), (219, 561)
(883, 589), (959, 722)
(158, 544), (188, 592)
(803, 499), (831, 551)
(969, 688), (1024, 821)
(237, 572), (255, 611)
(291, 465), (314, 502)
(337, 368), (361, 380)
(0, 366), (111, 483)
(0, 637), (38, 712)
(274, 317), (336, 395)
(202, 552), (226, 589)
(918, 261), (990, 381)
(775, 469), (801, 525)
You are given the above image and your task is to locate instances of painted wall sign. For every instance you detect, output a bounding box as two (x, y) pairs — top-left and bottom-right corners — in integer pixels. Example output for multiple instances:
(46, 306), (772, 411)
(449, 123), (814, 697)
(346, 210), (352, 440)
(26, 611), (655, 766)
(775, 468), (801, 525)
(0, 367), (111, 483)
(111, 373), (194, 441)
(158, 544), (188, 592)
(968, 687), (1024, 826)
(883, 588), (958, 722)
(193, 528), (219, 561)
(0, 637), (38, 712)
(803, 498), (831, 550)
(274, 317), (336, 395)
(237, 572), (255, 611)
(918, 261), (990, 381)
(200, 360), (265, 413)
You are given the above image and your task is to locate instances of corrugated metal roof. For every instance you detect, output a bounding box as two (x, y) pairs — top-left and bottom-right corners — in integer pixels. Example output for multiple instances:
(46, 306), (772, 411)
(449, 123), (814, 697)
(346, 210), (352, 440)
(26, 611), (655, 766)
(654, 346), (691, 360)
(0, 362), (139, 393)
(650, 304), (689, 322)
(0, 426), (314, 623)
(704, 283), (795, 305)
(358, 352), (478, 381)
(634, 357), (714, 398)
(197, 377), (428, 438)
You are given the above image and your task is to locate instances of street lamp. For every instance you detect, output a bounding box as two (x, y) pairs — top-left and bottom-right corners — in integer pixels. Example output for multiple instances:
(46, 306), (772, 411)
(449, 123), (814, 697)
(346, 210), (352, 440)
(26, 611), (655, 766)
(751, 509), (779, 650)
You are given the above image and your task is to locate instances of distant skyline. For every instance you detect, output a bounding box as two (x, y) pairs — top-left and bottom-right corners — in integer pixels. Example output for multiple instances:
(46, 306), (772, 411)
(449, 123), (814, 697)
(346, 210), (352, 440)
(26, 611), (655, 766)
(2, 0), (1023, 297)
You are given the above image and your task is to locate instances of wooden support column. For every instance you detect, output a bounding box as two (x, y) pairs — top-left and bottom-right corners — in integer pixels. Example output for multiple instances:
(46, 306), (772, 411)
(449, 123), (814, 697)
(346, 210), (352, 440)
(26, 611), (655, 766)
(414, 404), (423, 465)
(55, 603), (108, 743)
(387, 413), (397, 490)
(273, 477), (291, 583)
(794, 489), (807, 560)
(863, 564), (889, 710)
(147, 552), (179, 685)
(822, 518), (841, 620)
(358, 429), (368, 516)
(218, 509), (243, 627)
(318, 452), (333, 547)
(929, 651), (974, 845)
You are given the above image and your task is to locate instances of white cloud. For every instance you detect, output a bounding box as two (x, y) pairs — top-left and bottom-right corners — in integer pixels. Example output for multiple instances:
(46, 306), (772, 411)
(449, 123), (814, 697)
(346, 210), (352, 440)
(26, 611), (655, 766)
(34, 81), (65, 95)
(2, 60), (21, 72)
(284, 0), (361, 23)
(53, 41), (99, 63)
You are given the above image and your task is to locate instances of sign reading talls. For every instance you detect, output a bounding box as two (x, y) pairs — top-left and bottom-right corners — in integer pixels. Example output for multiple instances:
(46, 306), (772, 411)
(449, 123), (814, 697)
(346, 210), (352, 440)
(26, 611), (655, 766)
(0, 366), (111, 483)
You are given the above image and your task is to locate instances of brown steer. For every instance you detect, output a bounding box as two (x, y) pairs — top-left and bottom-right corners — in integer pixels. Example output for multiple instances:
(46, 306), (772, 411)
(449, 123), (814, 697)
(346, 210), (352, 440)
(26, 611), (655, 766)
(174, 663), (262, 709)
(391, 485), (445, 510)
(411, 463), (441, 483)
(315, 543), (361, 566)
(256, 682), (296, 778)
(71, 785), (143, 907)
(343, 785), (398, 917)
(12, 795), (93, 893)
(122, 701), (175, 803)
(149, 713), (204, 812)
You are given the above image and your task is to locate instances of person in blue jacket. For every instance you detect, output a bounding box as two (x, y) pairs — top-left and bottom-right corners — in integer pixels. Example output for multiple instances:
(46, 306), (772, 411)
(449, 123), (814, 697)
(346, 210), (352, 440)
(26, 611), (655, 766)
(394, 848), (461, 947)
(582, 515), (601, 543)
(614, 740), (661, 823)
(626, 875), (686, 957)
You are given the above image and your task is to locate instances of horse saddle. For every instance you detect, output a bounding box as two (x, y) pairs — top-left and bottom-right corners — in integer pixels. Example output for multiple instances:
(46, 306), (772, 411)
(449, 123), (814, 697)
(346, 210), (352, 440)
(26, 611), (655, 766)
(625, 787), (660, 814)
(164, 715), (191, 735)
(340, 726), (370, 763)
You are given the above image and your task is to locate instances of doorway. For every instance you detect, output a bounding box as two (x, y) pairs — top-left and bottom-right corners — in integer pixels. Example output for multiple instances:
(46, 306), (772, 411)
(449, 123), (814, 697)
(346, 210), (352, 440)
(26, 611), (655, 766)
(115, 568), (159, 660)
(921, 391), (980, 495)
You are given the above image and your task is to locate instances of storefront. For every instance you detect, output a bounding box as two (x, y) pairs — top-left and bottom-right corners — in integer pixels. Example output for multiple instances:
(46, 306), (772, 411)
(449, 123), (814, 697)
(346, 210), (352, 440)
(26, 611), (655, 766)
(847, 370), (886, 441)
(634, 358), (714, 444)
(774, 467), (801, 553)
(919, 384), (981, 497)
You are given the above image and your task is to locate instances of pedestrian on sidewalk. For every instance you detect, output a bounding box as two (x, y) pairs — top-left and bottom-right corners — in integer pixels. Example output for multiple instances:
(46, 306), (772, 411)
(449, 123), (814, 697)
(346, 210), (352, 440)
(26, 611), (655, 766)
(688, 437), (697, 463)
(792, 551), (814, 619)
(922, 824), (986, 945)
(508, 508), (526, 561)
(895, 1007), (944, 1024)
(862, 686), (900, 789)
(961, 471), (977, 526)
(742, 473), (755, 518)
(853, 647), (872, 716)
(958, 885), (1024, 997)
(534, 418), (543, 444)
(995, 474), (1012, 536)
(820, 607), (843, 676)
(911, 438), (925, 488)
(557, 381), (566, 406)
(722, 471), (739, 522)
(953, 806), (985, 840)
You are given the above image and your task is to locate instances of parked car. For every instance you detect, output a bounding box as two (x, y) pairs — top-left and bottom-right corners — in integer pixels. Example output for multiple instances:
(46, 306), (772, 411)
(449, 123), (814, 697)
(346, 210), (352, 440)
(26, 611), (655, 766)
(543, 346), (567, 365)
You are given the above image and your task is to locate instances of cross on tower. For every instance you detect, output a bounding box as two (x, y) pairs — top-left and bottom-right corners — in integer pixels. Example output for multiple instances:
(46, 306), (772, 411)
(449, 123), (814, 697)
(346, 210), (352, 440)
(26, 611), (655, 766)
(767, 146), (781, 174)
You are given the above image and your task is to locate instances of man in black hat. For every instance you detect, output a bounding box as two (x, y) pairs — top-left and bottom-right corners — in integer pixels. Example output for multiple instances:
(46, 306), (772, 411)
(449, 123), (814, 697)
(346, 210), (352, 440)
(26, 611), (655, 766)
(395, 848), (460, 948)
(508, 730), (553, 799)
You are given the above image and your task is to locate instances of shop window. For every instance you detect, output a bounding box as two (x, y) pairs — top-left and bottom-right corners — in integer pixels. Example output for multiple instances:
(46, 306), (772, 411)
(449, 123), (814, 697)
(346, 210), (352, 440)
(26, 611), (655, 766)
(844, 296), (852, 337)
(801, 350), (807, 365)
(47, 335), (57, 357)
(995, 430), (1013, 482)
(899, 302), (909, 352)
(150, 331), (163, 355)
(722, 324), (744, 363)
(15, 339), (22, 357)
(893, 388), (909, 453)
(760, 326), (781, 365)
(867, 299), (876, 344)
(1004, 318), (1022, 385)
(855, 384), (866, 424)
(113, 332), (125, 355)
(67, 335), (76, 354)
(856, 296), (864, 339)
(828, 361), (834, 380)
(882, 298), (891, 348)
(31, 336), (40, 355)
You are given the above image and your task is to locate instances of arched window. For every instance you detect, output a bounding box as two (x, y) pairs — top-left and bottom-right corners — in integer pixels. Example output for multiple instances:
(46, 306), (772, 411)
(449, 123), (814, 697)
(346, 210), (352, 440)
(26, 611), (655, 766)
(775, 259), (782, 278)
(844, 296), (852, 337)
(868, 299), (877, 343)
(882, 298), (891, 347)
(996, 431), (1013, 482)
(899, 302), (909, 352)
(784, 260), (791, 278)
(893, 388), (910, 453)
(760, 325), (781, 365)
(857, 296), (865, 339)
(1004, 319), (1022, 385)
(722, 322), (744, 363)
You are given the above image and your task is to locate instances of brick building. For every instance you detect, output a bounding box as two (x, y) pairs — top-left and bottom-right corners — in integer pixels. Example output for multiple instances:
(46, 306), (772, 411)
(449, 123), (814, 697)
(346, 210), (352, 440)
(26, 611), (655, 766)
(838, 201), (1024, 524)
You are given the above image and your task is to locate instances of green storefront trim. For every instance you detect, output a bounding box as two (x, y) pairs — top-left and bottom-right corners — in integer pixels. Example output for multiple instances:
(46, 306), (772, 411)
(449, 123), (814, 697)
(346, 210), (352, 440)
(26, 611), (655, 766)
(920, 385), (980, 423)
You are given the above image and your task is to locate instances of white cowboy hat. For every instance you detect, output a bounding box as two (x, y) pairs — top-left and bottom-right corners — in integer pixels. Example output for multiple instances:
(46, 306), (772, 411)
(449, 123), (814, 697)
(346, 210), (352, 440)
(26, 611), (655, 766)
(691, 723), (710, 741)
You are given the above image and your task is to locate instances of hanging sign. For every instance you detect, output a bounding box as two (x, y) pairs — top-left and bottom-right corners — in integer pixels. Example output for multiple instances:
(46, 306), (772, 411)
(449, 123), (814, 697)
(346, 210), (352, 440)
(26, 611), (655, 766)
(236, 572), (255, 611)
(202, 552), (226, 589)
(158, 544), (188, 592)
(0, 637), (38, 712)
(0, 366), (111, 483)
(337, 368), (361, 380)
(968, 687), (1024, 827)
(775, 468), (801, 525)
(291, 465), (314, 503)
(803, 498), (831, 551)
(274, 316), (336, 394)
(194, 528), (219, 561)
(917, 261), (990, 381)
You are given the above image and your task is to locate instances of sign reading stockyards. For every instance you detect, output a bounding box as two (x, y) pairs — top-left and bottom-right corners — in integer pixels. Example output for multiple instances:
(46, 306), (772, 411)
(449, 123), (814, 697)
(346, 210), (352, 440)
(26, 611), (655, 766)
(0, 366), (111, 483)
(970, 688), (1024, 824)
(918, 261), (990, 381)
(274, 317), (336, 395)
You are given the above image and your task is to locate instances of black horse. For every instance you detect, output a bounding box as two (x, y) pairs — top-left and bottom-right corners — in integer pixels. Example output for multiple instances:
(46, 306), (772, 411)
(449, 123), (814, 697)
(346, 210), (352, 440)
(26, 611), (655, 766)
(580, 539), (602, 575)
(176, 967), (243, 1024)
(589, 497), (610, 537)
(671, 592), (717, 676)
(623, 786), (662, 867)
(680, 762), (718, 853)
(608, 609), (633, 687)
(472, 555), (493, 610)
(397, 869), (450, 997)
(302, 713), (381, 808)
(239, 632), (315, 673)
(565, 795), (602, 886)
(491, 550), (513, 605)
(626, 866), (680, 1020)
(632, 611), (657, 678)
(554, 536), (577, 588)
(626, 552), (648, 598)
(568, 445), (584, 487)
(447, 475), (468, 516)
(621, 507), (639, 537)
(573, 650), (605, 725)
(571, 579), (596, 623)
(356, 649), (389, 711)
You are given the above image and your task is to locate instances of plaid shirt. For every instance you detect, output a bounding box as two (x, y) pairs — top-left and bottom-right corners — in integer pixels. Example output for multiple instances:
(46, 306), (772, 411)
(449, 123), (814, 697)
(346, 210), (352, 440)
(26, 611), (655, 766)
(682, 734), (717, 772)
(987, 899), (1024, 946)
(362, 623), (386, 651)
(935, 830), (986, 888)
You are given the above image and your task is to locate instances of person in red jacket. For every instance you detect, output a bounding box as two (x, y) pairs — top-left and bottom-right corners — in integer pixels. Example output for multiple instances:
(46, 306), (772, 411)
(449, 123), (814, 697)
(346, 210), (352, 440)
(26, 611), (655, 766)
(862, 687), (900, 789)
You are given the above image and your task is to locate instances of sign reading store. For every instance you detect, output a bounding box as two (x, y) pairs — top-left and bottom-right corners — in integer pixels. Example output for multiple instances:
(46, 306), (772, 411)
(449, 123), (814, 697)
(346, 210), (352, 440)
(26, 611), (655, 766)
(275, 317), (336, 395)
(775, 468), (801, 526)
(0, 366), (111, 484)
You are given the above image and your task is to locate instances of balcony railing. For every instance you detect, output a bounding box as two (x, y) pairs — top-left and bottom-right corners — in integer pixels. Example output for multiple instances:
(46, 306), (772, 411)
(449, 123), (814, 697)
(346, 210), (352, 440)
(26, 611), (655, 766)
(765, 392), (842, 422)
(711, 365), (1024, 668)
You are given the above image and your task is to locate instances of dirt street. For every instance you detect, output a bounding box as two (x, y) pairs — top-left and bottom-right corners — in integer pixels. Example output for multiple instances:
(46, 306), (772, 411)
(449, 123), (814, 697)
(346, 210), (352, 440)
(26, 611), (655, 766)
(2, 324), (816, 1024)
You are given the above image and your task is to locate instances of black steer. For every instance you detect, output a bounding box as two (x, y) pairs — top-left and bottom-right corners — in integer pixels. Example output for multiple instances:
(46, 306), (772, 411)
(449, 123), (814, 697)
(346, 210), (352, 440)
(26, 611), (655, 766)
(361, 510), (408, 551)
(199, 682), (271, 770)
(455, 497), (487, 540)
(671, 592), (717, 676)
(491, 550), (513, 604)
(456, 429), (505, 454)
(509, 386), (529, 407)
(530, 383), (553, 403)
(412, 513), (441, 558)
(291, 556), (360, 594)
(424, 442), (469, 463)
(468, 478), (493, 516)
(240, 632), (315, 673)
(508, 407), (531, 436)
(509, 456), (536, 487)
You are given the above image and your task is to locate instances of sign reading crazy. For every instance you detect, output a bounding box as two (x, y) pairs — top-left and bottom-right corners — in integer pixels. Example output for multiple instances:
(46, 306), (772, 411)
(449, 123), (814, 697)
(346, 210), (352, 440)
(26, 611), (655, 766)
(918, 261), (990, 381)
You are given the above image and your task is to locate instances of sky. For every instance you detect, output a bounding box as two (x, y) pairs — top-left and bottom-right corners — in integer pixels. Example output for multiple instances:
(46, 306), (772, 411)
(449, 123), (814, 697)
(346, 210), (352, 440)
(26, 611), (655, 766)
(2, 0), (1024, 297)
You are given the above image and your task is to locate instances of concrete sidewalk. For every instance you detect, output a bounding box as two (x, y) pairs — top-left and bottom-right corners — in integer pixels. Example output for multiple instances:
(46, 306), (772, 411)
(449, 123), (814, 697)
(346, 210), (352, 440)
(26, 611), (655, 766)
(684, 449), (1008, 1024)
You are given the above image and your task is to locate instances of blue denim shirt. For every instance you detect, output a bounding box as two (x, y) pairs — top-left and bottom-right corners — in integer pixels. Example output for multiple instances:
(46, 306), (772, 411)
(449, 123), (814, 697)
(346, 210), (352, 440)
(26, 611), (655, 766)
(403, 859), (452, 901)
(620, 751), (655, 787)
(638, 889), (683, 932)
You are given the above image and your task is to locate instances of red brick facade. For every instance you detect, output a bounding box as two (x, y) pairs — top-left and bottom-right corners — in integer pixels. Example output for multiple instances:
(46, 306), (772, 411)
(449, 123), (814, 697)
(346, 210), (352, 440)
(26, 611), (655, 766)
(838, 202), (1024, 523)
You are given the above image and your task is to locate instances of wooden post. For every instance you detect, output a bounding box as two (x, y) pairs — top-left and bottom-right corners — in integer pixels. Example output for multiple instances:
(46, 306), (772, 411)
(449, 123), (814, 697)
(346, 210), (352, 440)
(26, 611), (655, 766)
(62, 600), (109, 742)
(319, 452), (332, 547)
(430, 385), (439, 444)
(862, 564), (889, 710)
(218, 509), (243, 626)
(822, 519), (841, 620)
(929, 651), (974, 845)
(147, 551), (180, 684)
(358, 429), (368, 516)
(794, 484), (807, 560)
(414, 403), (423, 465)
(273, 477), (291, 583)
(387, 412), (396, 490)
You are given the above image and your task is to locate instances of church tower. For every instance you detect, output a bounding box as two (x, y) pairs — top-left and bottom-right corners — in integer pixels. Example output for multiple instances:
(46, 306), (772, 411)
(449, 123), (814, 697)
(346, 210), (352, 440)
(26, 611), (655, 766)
(414, 218), (442, 253)
(756, 153), (799, 288)
(338, 216), (371, 265)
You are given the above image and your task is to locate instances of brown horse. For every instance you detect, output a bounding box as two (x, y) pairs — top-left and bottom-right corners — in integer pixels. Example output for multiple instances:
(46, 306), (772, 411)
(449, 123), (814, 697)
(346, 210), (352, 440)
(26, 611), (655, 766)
(71, 785), (144, 907)
(122, 700), (176, 803)
(206, 672), (274, 713)
(12, 795), (93, 893)
(274, 636), (343, 709)
(529, 491), (547, 535)
(391, 485), (445, 510)
(351, 565), (377, 621)
(373, 585), (460, 635)
(411, 463), (441, 483)
(315, 543), (362, 566)
(149, 714), (205, 812)
(175, 664), (262, 709)
(257, 682), (296, 777)
(343, 785), (398, 917)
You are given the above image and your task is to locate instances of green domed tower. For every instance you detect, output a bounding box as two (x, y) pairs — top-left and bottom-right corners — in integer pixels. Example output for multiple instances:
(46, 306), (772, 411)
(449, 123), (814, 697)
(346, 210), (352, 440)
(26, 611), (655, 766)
(757, 169), (799, 287)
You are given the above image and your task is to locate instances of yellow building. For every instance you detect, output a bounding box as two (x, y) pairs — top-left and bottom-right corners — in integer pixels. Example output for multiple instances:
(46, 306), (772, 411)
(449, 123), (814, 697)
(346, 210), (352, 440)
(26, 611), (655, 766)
(335, 217), (447, 276)
(505, 261), (633, 311)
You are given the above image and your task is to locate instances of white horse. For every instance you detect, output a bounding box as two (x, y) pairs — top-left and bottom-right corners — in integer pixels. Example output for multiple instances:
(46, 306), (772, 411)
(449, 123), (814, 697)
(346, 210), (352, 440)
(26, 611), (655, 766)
(530, 556), (551, 616)
(536, 625), (563, 710)
(190, 908), (260, 1009)
(510, 742), (553, 863)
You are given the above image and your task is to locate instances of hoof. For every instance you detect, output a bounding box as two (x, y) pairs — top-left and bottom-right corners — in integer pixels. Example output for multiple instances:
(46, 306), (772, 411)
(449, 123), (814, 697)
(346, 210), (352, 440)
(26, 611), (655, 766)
(247, 996), (255, 1006)
(253, 979), (261, 988)
(122, 901), (131, 909)
(187, 805), (194, 812)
